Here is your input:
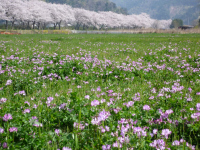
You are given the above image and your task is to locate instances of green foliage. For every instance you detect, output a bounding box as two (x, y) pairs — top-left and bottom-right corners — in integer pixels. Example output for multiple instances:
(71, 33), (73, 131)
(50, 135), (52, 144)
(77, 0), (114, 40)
(46, 0), (128, 14)
(171, 19), (180, 29)
(170, 19), (183, 28)
(110, 0), (199, 24)
(0, 34), (200, 149)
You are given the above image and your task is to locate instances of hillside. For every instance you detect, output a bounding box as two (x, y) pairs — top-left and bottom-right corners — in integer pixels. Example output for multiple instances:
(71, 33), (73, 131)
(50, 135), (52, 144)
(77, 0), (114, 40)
(45, 0), (128, 14)
(110, 0), (200, 25)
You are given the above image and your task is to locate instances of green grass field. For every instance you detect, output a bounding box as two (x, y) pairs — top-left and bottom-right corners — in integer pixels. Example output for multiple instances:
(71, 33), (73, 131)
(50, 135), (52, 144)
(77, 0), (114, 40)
(0, 33), (200, 149)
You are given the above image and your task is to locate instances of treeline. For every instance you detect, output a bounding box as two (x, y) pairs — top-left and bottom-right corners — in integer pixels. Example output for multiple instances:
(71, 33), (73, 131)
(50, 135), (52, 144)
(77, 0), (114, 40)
(0, 0), (172, 30)
(111, 0), (199, 25)
(46, 0), (128, 15)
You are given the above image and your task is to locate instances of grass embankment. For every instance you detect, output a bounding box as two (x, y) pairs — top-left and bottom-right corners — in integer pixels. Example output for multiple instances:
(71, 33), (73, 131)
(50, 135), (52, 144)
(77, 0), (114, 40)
(0, 34), (200, 149)
(0, 29), (71, 34)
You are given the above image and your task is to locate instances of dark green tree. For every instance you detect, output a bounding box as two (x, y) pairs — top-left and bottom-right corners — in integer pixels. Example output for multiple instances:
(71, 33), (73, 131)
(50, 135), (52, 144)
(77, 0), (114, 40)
(170, 19), (183, 28)
(46, 0), (128, 14)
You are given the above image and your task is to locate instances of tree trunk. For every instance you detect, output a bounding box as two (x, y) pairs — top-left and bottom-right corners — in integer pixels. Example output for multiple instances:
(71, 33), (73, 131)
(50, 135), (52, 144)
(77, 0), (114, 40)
(22, 22), (25, 29)
(6, 20), (8, 30)
(54, 23), (56, 29)
(58, 20), (61, 30)
(33, 21), (35, 29)
(11, 21), (15, 30)
(100, 25), (104, 30)
(75, 23), (80, 30)
(27, 21), (30, 29)
(37, 22), (40, 30)
(43, 23), (46, 30)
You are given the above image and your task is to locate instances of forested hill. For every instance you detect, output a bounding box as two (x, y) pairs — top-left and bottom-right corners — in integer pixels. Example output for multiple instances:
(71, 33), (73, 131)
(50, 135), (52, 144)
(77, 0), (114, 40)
(44, 0), (128, 14)
(110, 0), (199, 25)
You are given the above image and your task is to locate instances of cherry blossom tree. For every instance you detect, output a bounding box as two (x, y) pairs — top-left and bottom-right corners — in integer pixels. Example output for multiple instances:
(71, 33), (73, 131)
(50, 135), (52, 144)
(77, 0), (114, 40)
(28, 0), (52, 29)
(73, 8), (96, 30)
(0, 0), (172, 30)
(55, 4), (75, 29)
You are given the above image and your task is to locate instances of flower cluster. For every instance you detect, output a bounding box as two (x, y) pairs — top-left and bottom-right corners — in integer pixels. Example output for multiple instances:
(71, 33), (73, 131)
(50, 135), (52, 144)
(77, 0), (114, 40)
(9, 127), (18, 132)
(150, 139), (166, 150)
(3, 114), (12, 121)
(46, 97), (54, 107)
(0, 97), (7, 103)
(91, 109), (111, 125)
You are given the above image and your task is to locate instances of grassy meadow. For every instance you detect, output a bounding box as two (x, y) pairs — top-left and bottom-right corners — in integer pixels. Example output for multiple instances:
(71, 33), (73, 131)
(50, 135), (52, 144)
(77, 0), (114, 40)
(0, 33), (200, 150)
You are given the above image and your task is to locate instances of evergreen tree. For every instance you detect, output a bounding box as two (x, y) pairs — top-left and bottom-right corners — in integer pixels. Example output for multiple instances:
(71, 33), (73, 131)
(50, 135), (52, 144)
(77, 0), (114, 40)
(170, 19), (183, 28)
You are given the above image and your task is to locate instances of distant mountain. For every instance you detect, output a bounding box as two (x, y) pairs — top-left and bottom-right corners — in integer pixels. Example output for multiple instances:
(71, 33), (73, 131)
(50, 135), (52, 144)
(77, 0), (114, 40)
(110, 0), (200, 25)
(45, 0), (128, 15)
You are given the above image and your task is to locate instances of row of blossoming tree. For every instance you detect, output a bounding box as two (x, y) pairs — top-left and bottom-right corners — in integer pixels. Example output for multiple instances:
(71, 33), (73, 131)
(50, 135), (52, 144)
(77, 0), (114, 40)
(0, 0), (172, 30)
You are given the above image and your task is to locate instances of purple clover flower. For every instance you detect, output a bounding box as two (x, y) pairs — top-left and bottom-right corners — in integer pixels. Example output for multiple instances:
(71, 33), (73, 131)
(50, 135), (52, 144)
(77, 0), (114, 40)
(150, 139), (166, 149)
(150, 133), (154, 137)
(77, 85), (81, 88)
(118, 136), (130, 144)
(172, 140), (180, 146)
(9, 127), (18, 132)
(62, 147), (72, 150)
(120, 124), (130, 136)
(33, 122), (43, 127)
(187, 97), (193, 101)
(161, 129), (172, 139)
(133, 127), (147, 138)
(91, 109), (111, 125)
(143, 105), (151, 111)
(112, 141), (122, 148)
(190, 108), (194, 111)
(46, 97), (54, 106)
(91, 100), (100, 107)
(32, 116), (38, 120)
(59, 103), (66, 111)
(98, 109), (111, 121)
(5, 79), (12, 86)
(165, 109), (173, 115)
(159, 109), (173, 119)
(91, 117), (99, 125)
(101, 127), (106, 133)
(55, 129), (61, 136)
(33, 104), (38, 109)
(19, 90), (26, 96)
(123, 101), (134, 108)
(3, 142), (8, 149)
(97, 86), (101, 91)
(73, 122), (85, 130)
(191, 112), (200, 119)
(0, 97), (7, 103)
(24, 101), (30, 106)
(196, 103), (200, 111)
(107, 90), (113, 94)
(23, 109), (30, 114)
(188, 88), (192, 93)
(0, 127), (4, 133)
(102, 144), (111, 150)
(180, 139), (185, 143)
(101, 99), (106, 103)
(105, 126), (110, 131)
(153, 129), (158, 135)
(3, 113), (12, 121)
(149, 96), (154, 100)
(85, 95), (90, 99)
(196, 92), (200, 95)
(113, 107), (122, 114)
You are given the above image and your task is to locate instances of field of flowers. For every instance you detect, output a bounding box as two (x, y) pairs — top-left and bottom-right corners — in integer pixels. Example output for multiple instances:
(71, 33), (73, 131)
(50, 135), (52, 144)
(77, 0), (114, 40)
(0, 33), (200, 150)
